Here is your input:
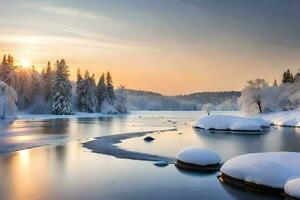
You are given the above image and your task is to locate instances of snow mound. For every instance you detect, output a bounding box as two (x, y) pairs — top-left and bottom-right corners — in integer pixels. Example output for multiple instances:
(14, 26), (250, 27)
(284, 178), (300, 199)
(194, 115), (270, 132)
(221, 152), (300, 189)
(176, 147), (221, 166)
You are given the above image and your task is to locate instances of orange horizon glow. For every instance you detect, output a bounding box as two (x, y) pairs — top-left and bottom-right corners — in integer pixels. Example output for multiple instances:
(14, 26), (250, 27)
(1, 2), (300, 95)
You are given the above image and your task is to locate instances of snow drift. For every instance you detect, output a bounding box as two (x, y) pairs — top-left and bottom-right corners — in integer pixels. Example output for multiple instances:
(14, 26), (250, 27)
(194, 115), (270, 132)
(260, 110), (300, 127)
(176, 147), (221, 167)
(221, 152), (300, 189)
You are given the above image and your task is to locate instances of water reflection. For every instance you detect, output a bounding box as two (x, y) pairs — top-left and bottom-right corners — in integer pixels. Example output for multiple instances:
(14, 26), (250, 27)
(220, 181), (282, 200)
(0, 111), (299, 200)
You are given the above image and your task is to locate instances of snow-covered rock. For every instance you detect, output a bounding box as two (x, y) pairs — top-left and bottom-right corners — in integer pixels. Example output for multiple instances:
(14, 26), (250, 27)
(221, 152), (300, 189)
(194, 115), (270, 132)
(154, 161), (169, 167)
(284, 178), (300, 199)
(176, 147), (221, 166)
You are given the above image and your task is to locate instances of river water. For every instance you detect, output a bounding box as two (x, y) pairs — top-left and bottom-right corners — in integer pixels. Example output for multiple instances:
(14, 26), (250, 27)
(0, 111), (299, 200)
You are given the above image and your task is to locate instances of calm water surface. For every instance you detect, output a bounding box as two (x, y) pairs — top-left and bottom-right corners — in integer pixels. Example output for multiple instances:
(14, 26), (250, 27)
(0, 111), (299, 200)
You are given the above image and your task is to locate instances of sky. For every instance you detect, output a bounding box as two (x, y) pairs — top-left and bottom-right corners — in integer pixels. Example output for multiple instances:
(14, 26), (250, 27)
(0, 0), (300, 95)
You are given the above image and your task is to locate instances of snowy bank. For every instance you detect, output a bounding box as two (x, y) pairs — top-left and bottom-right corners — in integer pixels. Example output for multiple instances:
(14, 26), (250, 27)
(176, 147), (221, 170)
(284, 178), (300, 199)
(259, 109), (300, 127)
(17, 112), (126, 121)
(194, 115), (270, 132)
(220, 152), (300, 190)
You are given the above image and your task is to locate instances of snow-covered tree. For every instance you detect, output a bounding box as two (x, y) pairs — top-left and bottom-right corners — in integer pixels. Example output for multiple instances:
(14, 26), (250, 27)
(238, 79), (269, 114)
(239, 70), (300, 114)
(0, 81), (17, 119)
(115, 86), (128, 113)
(106, 72), (115, 104)
(282, 69), (294, 83)
(15, 68), (30, 110)
(52, 59), (73, 115)
(96, 73), (106, 109)
(30, 66), (42, 104)
(0, 54), (16, 88)
(100, 98), (118, 114)
(215, 99), (238, 111)
(202, 103), (214, 115)
(77, 70), (98, 113)
(42, 61), (53, 102)
(76, 68), (84, 111)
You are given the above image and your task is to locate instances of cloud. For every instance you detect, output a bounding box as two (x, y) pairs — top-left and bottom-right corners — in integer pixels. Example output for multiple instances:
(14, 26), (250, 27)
(40, 5), (113, 21)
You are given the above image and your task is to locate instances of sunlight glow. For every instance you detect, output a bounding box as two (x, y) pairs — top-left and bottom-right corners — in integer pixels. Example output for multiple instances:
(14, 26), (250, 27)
(18, 149), (30, 165)
(20, 59), (31, 68)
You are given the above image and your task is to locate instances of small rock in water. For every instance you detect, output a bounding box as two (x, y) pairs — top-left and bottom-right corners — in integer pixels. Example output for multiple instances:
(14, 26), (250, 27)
(144, 136), (155, 142)
(154, 161), (169, 167)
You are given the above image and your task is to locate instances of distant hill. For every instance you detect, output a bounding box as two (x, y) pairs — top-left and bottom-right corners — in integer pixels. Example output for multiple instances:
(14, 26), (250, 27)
(122, 89), (241, 111)
(175, 91), (241, 105)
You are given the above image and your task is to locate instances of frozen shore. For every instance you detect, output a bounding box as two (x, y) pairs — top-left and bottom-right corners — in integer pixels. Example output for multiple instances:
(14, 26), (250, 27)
(16, 112), (125, 120)
(259, 109), (300, 127)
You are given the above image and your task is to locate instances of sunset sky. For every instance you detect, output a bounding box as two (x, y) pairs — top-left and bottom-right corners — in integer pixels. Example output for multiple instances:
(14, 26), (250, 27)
(1, 0), (300, 95)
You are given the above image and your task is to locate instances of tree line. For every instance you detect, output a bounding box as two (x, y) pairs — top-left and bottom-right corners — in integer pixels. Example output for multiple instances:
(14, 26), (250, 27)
(0, 54), (128, 115)
(239, 69), (300, 114)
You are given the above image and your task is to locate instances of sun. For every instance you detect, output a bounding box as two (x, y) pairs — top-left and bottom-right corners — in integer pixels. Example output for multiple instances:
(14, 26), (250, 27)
(20, 59), (31, 68)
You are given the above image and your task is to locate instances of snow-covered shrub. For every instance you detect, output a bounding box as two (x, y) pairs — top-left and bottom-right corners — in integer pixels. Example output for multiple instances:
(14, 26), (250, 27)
(115, 86), (128, 113)
(202, 103), (214, 114)
(0, 81), (17, 119)
(215, 99), (238, 111)
(100, 99), (118, 114)
(27, 96), (51, 114)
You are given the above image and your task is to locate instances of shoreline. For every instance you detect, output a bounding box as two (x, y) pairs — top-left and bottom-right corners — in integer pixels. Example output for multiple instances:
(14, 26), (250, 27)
(82, 128), (177, 162)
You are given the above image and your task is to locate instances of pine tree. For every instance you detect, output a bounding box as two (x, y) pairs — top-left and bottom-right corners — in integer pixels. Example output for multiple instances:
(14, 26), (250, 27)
(76, 68), (85, 111)
(96, 73), (106, 109)
(2, 55), (7, 65)
(115, 86), (128, 113)
(16, 68), (30, 110)
(42, 61), (53, 102)
(30, 65), (42, 103)
(52, 59), (73, 115)
(282, 69), (294, 83)
(106, 71), (115, 104)
(78, 70), (98, 113)
(0, 54), (16, 88)
(7, 54), (14, 65)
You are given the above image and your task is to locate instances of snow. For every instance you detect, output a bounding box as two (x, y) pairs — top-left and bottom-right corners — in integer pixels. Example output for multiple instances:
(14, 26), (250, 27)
(0, 81), (17, 119)
(194, 115), (270, 132)
(176, 147), (221, 166)
(221, 152), (300, 189)
(259, 109), (300, 127)
(284, 178), (300, 198)
(17, 112), (125, 120)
